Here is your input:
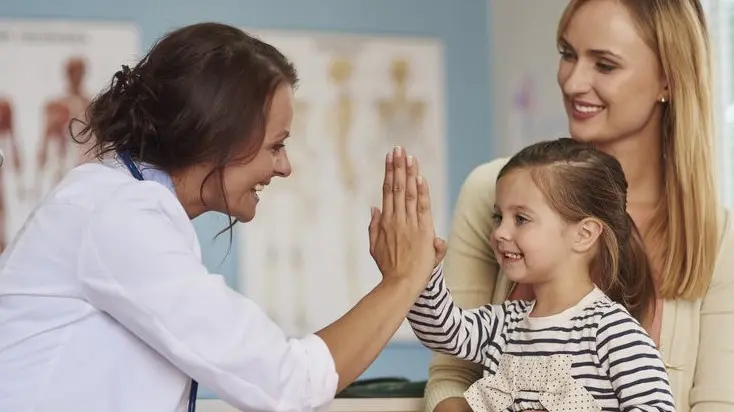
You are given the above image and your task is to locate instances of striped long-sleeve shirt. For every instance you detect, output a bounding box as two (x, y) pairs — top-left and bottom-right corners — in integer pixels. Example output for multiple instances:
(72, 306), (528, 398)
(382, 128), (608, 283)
(408, 265), (676, 412)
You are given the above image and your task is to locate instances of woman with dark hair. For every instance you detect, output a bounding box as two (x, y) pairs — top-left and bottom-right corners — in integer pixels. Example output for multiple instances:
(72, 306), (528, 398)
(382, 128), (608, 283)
(0, 22), (443, 412)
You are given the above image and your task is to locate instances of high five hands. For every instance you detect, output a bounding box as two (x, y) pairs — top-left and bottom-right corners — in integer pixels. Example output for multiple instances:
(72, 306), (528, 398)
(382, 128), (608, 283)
(368, 146), (447, 286)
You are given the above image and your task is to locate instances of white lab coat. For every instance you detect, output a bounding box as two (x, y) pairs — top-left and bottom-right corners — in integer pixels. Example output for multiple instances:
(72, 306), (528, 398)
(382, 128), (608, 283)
(0, 158), (338, 412)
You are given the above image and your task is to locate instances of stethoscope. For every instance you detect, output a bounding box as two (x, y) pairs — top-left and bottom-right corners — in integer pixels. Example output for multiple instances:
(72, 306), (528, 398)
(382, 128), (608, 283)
(118, 150), (199, 412)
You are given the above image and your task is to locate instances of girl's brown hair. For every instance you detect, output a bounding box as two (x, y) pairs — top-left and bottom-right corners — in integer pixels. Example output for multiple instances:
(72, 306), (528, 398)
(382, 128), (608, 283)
(498, 138), (656, 321)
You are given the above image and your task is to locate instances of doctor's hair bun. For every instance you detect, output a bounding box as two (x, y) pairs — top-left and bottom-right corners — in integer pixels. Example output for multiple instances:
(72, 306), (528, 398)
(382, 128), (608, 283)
(72, 22), (298, 171)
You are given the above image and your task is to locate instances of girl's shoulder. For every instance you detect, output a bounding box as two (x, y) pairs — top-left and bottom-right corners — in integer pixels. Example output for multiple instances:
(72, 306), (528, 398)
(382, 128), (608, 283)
(568, 291), (638, 330)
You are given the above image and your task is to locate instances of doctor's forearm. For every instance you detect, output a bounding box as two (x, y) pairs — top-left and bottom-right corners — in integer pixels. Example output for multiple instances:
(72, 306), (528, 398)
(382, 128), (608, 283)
(315, 277), (425, 392)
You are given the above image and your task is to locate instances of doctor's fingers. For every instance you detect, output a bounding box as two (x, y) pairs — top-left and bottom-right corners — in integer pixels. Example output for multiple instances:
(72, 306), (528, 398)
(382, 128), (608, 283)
(391, 146), (407, 224)
(405, 155), (419, 225)
(381, 151), (394, 219)
(368, 206), (382, 255)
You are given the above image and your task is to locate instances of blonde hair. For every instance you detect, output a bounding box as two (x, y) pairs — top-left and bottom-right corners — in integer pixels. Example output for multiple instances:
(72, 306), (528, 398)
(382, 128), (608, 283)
(557, 0), (719, 299)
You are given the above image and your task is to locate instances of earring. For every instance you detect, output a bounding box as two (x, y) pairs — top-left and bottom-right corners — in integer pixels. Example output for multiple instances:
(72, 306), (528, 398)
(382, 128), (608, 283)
(660, 97), (667, 103)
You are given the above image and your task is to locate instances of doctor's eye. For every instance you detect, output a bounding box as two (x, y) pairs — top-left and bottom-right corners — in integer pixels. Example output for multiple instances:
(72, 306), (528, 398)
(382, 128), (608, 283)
(271, 143), (285, 154)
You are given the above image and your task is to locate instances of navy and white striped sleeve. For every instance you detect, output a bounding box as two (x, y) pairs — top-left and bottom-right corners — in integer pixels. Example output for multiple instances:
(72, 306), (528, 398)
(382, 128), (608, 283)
(406, 263), (505, 364)
(596, 306), (676, 412)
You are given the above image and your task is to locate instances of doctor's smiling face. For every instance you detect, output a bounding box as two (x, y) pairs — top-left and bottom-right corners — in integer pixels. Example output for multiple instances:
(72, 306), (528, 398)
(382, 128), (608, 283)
(202, 84), (295, 223)
(77, 23), (299, 224)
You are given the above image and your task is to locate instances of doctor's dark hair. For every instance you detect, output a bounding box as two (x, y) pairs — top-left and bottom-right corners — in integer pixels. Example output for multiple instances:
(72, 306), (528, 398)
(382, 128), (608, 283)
(497, 138), (656, 322)
(73, 22), (297, 232)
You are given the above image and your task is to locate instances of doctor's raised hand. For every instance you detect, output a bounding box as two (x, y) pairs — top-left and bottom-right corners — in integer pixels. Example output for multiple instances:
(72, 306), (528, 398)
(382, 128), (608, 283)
(368, 146), (442, 285)
(317, 145), (444, 397)
(0, 22), (444, 412)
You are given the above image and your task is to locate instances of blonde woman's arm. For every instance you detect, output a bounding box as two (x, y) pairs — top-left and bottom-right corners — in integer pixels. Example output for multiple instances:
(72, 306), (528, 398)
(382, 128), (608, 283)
(691, 211), (734, 412)
(423, 159), (507, 412)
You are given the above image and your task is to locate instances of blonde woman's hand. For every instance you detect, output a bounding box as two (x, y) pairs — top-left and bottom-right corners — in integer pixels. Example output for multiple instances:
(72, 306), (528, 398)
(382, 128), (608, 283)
(368, 146), (437, 287)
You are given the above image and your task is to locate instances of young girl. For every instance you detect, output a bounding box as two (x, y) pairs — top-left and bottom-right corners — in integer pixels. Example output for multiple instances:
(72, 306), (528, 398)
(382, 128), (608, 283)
(409, 138), (675, 412)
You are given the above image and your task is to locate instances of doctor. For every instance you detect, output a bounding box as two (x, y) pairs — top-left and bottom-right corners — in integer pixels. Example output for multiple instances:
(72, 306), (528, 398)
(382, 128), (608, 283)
(0, 22), (444, 412)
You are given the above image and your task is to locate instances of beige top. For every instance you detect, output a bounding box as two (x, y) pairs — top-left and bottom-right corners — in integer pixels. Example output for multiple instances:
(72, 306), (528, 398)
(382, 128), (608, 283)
(424, 158), (734, 412)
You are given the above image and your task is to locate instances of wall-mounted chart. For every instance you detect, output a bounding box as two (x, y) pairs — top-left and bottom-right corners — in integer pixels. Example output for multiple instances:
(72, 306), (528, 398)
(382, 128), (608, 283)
(237, 28), (446, 341)
(0, 19), (140, 252)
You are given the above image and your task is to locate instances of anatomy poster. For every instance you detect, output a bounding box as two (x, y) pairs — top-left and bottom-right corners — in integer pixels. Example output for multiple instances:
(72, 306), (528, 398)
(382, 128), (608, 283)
(237, 28), (447, 341)
(0, 19), (139, 251)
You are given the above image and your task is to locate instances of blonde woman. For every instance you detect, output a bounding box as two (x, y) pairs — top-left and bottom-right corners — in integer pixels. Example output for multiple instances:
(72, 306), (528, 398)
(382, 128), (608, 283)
(424, 1), (734, 411)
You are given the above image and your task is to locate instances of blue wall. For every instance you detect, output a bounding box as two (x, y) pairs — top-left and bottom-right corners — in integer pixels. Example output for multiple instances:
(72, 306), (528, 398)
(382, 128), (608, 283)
(0, 0), (493, 398)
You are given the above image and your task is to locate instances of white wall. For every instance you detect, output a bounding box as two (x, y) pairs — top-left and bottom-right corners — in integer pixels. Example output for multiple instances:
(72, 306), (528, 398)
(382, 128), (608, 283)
(706, 0), (734, 207)
(489, 0), (570, 156)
